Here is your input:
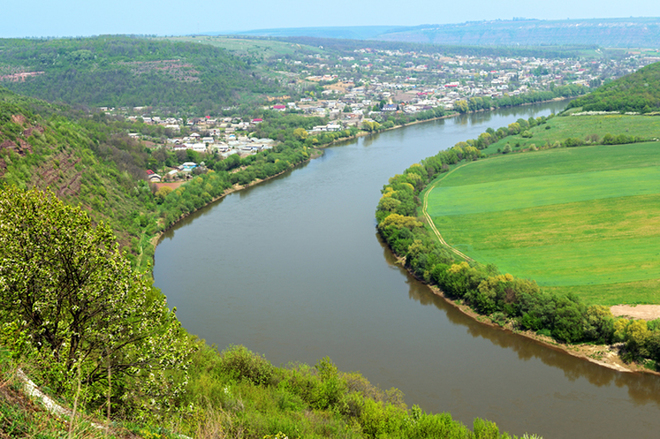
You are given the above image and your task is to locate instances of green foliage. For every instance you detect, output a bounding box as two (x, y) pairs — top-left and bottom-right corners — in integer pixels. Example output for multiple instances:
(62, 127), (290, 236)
(567, 61), (660, 113)
(612, 318), (660, 365)
(179, 343), (532, 438)
(219, 345), (274, 386)
(0, 36), (282, 114)
(0, 186), (193, 420)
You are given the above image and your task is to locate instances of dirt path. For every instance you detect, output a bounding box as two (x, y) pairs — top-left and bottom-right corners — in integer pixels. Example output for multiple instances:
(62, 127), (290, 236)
(610, 305), (660, 320)
(422, 163), (474, 262)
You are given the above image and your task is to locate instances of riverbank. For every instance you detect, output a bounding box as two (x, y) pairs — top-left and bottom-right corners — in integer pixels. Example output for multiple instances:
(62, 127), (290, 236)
(388, 239), (656, 376)
(426, 282), (656, 375)
(149, 163), (308, 249)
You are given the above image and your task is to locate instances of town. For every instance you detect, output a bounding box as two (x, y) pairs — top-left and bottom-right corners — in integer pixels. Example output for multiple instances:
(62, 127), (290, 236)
(100, 40), (660, 182)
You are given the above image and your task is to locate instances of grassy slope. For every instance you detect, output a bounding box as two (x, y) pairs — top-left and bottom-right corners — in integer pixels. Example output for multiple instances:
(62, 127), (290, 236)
(481, 114), (660, 155)
(427, 136), (660, 306)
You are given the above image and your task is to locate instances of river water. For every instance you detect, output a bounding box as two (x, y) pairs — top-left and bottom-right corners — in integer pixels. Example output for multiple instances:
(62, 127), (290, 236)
(154, 101), (660, 438)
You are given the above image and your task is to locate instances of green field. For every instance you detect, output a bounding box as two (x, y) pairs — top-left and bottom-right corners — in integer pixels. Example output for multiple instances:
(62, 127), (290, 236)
(426, 140), (660, 305)
(481, 114), (660, 155)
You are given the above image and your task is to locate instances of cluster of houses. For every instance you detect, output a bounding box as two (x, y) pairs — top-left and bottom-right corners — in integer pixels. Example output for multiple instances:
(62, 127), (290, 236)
(167, 130), (276, 158)
(103, 46), (660, 185)
(274, 46), (659, 119)
(146, 162), (200, 183)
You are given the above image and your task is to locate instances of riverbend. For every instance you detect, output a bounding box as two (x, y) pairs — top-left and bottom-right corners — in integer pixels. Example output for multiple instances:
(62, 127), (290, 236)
(154, 101), (660, 438)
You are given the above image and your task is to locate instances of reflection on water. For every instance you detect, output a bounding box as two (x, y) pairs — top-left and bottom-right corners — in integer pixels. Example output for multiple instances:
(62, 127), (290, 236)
(381, 234), (660, 409)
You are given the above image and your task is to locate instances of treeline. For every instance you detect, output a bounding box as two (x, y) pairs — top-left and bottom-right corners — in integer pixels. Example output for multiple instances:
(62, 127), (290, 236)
(375, 122), (660, 368)
(0, 36), (283, 114)
(453, 84), (586, 114)
(155, 142), (310, 229)
(566, 61), (660, 113)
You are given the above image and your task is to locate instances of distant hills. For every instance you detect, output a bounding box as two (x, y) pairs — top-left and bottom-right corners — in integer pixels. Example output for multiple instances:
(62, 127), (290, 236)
(235, 18), (660, 48)
(0, 36), (283, 114)
(232, 25), (409, 40)
(566, 61), (660, 113)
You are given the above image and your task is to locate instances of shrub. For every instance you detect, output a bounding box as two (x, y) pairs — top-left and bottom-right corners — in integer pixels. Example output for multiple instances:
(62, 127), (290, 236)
(220, 345), (274, 386)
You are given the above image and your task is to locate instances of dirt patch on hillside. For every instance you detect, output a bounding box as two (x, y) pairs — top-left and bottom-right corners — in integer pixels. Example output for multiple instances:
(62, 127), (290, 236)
(154, 182), (185, 190)
(611, 305), (660, 320)
(11, 114), (27, 125)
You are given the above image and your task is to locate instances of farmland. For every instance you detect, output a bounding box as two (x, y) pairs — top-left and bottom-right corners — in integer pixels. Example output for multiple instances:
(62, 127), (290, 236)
(481, 114), (660, 155)
(425, 137), (660, 305)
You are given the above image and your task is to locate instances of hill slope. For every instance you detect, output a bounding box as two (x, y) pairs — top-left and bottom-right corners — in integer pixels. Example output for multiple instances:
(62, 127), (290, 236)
(0, 87), (158, 266)
(0, 36), (283, 114)
(566, 61), (660, 113)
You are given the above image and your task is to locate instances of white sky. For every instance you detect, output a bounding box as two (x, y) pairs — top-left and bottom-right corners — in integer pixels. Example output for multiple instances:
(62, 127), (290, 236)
(1, 0), (659, 38)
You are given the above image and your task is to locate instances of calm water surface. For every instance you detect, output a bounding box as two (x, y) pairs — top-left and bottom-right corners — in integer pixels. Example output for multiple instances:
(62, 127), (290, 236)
(154, 102), (660, 438)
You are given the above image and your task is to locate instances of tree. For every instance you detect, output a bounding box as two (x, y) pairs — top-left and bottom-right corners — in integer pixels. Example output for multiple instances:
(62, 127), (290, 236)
(454, 100), (469, 114)
(0, 187), (192, 416)
(155, 185), (174, 203)
(293, 127), (308, 140)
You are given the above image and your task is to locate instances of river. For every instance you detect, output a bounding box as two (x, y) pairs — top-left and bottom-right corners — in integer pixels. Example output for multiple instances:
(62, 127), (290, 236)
(153, 101), (660, 438)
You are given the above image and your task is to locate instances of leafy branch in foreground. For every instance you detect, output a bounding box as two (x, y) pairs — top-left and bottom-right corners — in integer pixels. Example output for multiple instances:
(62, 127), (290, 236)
(0, 186), (193, 420)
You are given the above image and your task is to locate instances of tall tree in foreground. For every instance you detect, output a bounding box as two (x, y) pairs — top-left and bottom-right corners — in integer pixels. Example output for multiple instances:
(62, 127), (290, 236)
(0, 186), (192, 420)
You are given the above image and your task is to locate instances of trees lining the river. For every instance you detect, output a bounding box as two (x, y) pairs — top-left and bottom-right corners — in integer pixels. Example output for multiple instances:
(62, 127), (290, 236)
(375, 120), (660, 366)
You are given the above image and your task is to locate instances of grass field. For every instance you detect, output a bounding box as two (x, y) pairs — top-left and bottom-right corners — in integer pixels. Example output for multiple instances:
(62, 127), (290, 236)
(425, 139), (660, 305)
(481, 114), (660, 155)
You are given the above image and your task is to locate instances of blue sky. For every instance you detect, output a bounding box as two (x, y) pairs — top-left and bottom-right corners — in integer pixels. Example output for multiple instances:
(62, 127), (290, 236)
(2, 0), (659, 38)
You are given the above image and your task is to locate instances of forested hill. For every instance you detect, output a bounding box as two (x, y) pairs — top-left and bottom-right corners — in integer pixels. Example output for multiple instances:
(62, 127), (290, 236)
(566, 61), (660, 113)
(0, 36), (283, 114)
(0, 87), (158, 266)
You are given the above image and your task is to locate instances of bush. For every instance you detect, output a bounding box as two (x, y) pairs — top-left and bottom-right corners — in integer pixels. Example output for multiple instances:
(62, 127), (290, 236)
(220, 345), (274, 386)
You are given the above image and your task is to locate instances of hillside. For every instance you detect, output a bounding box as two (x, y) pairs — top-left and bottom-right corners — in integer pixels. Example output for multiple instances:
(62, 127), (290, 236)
(0, 87), (159, 266)
(0, 89), (540, 439)
(566, 61), (660, 113)
(0, 36), (284, 114)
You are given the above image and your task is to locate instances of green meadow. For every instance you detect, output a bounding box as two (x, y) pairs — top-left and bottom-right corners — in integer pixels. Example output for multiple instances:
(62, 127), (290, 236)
(426, 140), (660, 305)
(481, 114), (660, 155)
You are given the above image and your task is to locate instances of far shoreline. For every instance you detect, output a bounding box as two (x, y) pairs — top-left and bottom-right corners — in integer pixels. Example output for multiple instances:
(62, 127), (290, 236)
(148, 96), (574, 250)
